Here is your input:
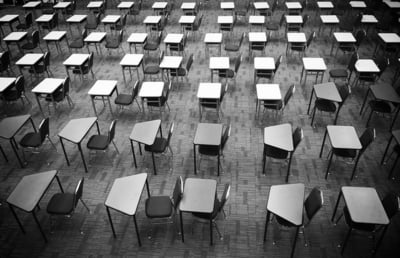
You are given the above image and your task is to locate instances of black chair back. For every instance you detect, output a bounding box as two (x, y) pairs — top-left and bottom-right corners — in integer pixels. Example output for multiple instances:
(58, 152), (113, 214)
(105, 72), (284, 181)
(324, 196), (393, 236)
(292, 127), (303, 151)
(166, 122), (174, 147)
(234, 54), (242, 73)
(374, 56), (389, 78)
(39, 117), (50, 143)
(32, 30), (40, 46)
(63, 76), (70, 97)
(118, 30), (124, 43)
(302, 14), (309, 28)
(218, 183), (231, 213)
(82, 29), (88, 39)
(304, 187), (323, 221)
(108, 120), (117, 143)
(359, 128), (375, 155)
(306, 32), (315, 48)
(44, 52), (51, 67)
(194, 14), (204, 30)
(15, 75), (25, 95)
(221, 124), (231, 151)
(283, 84), (296, 107)
(132, 80), (140, 97)
(0, 51), (11, 72)
(382, 192), (400, 219)
(348, 52), (359, 72)
(338, 83), (350, 106)
(171, 176), (183, 210)
(279, 13), (285, 27)
(355, 30), (366, 47)
(121, 13), (128, 27)
(25, 12), (33, 27)
(274, 55), (283, 74)
(271, 0), (278, 13)
(88, 52), (94, 69)
(220, 83), (229, 101)
(73, 177), (85, 209)
(186, 54), (194, 72)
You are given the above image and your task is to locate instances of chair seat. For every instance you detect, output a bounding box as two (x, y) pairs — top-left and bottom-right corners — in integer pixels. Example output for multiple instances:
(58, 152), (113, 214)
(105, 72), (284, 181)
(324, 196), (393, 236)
(333, 148), (357, 158)
(144, 42), (159, 51)
(263, 100), (283, 110)
(106, 39), (119, 49)
(192, 198), (220, 220)
(73, 66), (90, 75)
(199, 145), (220, 156)
(45, 89), (64, 102)
(19, 132), (42, 148)
(315, 99), (337, 112)
(170, 67), (186, 77)
(145, 137), (167, 153)
(276, 215), (295, 227)
(85, 23), (98, 30)
(145, 196), (173, 218)
(251, 45), (266, 51)
(21, 42), (36, 50)
(114, 94), (133, 105)
(369, 100), (392, 113)
(225, 44), (240, 52)
(144, 65), (160, 74)
(87, 135), (109, 150)
(267, 22), (279, 31)
(29, 65), (46, 74)
(47, 193), (75, 215)
(329, 69), (348, 78)
(16, 24), (29, 30)
(219, 69), (234, 78)
(69, 40), (84, 48)
(3, 90), (20, 101)
(264, 145), (289, 159)
(344, 206), (375, 231)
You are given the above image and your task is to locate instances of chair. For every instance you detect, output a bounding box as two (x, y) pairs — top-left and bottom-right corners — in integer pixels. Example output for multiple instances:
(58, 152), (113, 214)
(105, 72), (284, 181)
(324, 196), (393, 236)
(144, 31), (162, 55)
(260, 0), (278, 17)
(338, 12), (362, 32)
(16, 12), (33, 30)
(85, 13), (101, 32)
(0, 51), (13, 75)
(170, 53), (194, 82)
(335, 30), (366, 57)
(169, 32), (187, 56)
(219, 54), (242, 86)
(145, 81), (172, 116)
(386, 143), (400, 179)
(46, 177), (90, 233)
(191, 183), (231, 240)
(145, 176), (183, 238)
(353, 56), (389, 88)
(336, 191), (399, 255)
(2, 75), (30, 106)
(234, 1), (251, 24)
(144, 122), (174, 174)
(266, 13), (285, 39)
(19, 117), (57, 161)
(288, 31), (315, 57)
(262, 126), (303, 182)
(73, 52), (95, 80)
(262, 84), (296, 117)
(21, 30), (42, 52)
(143, 51), (164, 80)
(111, 13), (127, 32)
(68, 29), (87, 52)
(130, 0), (142, 23)
(224, 32), (244, 55)
(325, 127), (376, 180)
(197, 124), (231, 176)
(105, 30), (124, 54)
(255, 54), (282, 84)
(86, 120), (119, 155)
(65, 0), (77, 15)
(311, 83), (350, 126)
(329, 52), (359, 83)
(114, 80), (141, 112)
(152, 14), (168, 32)
(199, 83), (229, 121)
(29, 51), (52, 79)
(45, 76), (73, 110)
(41, 12), (58, 31)
(187, 14), (203, 40)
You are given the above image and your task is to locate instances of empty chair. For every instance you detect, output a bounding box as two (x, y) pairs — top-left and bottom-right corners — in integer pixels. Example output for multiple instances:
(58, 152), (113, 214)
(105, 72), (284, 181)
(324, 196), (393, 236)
(41, 12), (58, 31)
(186, 14), (203, 40)
(145, 81), (172, 116)
(21, 30), (42, 52)
(85, 13), (101, 32)
(19, 117), (57, 161)
(114, 80), (141, 112)
(143, 51), (164, 80)
(262, 126), (303, 182)
(335, 30), (366, 57)
(311, 83), (350, 126)
(218, 54), (242, 86)
(145, 176), (183, 238)
(191, 183), (231, 240)
(234, 1), (251, 24)
(144, 122), (174, 175)
(250, 32), (271, 57)
(224, 32), (244, 55)
(130, 0), (142, 23)
(16, 12), (33, 30)
(170, 53), (194, 82)
(65, 0), (77, 15)
(45, 76), (73, 110)
(46, 177), (90, 233)
(29, 51), (52, 79)
(169, 32), (187, 56)
(199, 83), (229, 121)
(197, 124), (231, 176)
(262, 84), (296, 117)
(68, 29), (87, 52)
(0, 51), (13, 75)
(325, 127), (375, 180)
(352, 56), (389, 88)
(73, 52), (95, 80)
(105, 30), (124, 54)
(2, 75), (30, 106)
(329, 52), (359, 83)
(86, 120), (119, 155)
(267, 13), (285, 39)
(111, 13), (127, 32)
(144, 31), (162, 54)
(255, 54), (282, 84)
(288, 31), (315, 58)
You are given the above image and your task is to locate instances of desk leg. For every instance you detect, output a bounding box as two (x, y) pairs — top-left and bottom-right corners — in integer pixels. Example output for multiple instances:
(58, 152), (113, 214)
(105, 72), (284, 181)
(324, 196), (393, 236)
(217, 153), (220, 176)
(331, 190), (342, 222)
(9, 204), (25, 234)
(91, 97), (97, 116)
(180, 210), (185, 242)
(381, 135), (393, 165)
(290, 227), (299, 258)
(263, 210), (271, 241)
(122, 67), (127, 86)
(319, 128), (328, 158)
(35, 94), (44, 117)
(55, 175), (64, 193)
(193, 144), (197, 174)
(389, 153), (400, 179)
(133, 215), (142, 247)
(130, 140), (137, 168)
(0, 144), (8, 162)
(145, 179), (150, 197)
(106, 207), (117, 238)
(138, 143), (142, 155)
(107, 97), (113, 116)
(151, 152), (157, 175)
(32, 210), (47, 242)
(390, 106), (400, 131)
(300, 67), (305, 84)
(10, 138), (23, 168)
(59, 137), (70, 166)
(77, 143), (88, 173)
(359, 88), (370, 115)
(373, 225), (389, 256)
(307, 89), (314, 115)
(210, 216), (213, 245)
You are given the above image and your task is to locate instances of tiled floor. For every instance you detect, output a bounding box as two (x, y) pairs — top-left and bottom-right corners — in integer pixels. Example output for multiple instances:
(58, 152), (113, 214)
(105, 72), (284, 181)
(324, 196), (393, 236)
(1, 1), (400, 257)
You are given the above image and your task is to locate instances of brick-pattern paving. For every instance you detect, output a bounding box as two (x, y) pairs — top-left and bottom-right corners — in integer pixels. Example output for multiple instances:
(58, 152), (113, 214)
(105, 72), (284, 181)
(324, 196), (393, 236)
(0, 1), (400, 257)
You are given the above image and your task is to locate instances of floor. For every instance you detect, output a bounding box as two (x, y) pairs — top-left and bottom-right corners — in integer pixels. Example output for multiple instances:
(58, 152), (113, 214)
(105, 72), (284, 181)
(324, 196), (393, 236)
(1, 1), (400, 257)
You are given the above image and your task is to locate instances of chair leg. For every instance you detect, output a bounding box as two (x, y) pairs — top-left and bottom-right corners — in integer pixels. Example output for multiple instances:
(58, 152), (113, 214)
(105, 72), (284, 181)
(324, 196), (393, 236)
(47, 136), (57, 151)
(310, 105), (317, 126)
(79, 199), (90, 213)
(366, 109), (374, 127)
(213, 221), (223, 240)
(341, 227), (352, 255)
(325, 151), (334, 179)
(112, 140), (120, 154)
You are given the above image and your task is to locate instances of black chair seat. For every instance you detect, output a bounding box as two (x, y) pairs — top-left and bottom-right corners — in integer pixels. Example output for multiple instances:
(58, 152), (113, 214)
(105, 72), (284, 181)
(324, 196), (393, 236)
(144, 66), (160, 74)
(3, 90), (19, 101)
(144, 42), (159, 51)
(276, 215), (295, 227)
(47, 193), (75, 215)
(145, 137), (168, 153)
(106, 39), (119, 49)
(291, 44), (306, 51)
(225, 44), (240, 52)
(344, 206), (375, 231)
(199, 145), (220, 156)
(19, 133), (41, 148)
(263, 100), (283, 110)
(73, 66), (90, 75)
(329, 69), (348, 78)
(267, 22), (279, 31)
(170, 67), (186, 77)
(219, 69), (234, 78)
(147, 96), (167, 106)
(251, 45), (266, 51)
(315, 99), (337, 112)
(369, 100), (392, 113)
(87, 135), (109, 150)
(29, 65), (46, 74)
(45, 90), (63, 102)
(21, 42), (36, 50)
(145, 196), (173, 218)
(114, 94), (133, 105)
(69, 40), (84, 48)
(338, 45), (355, 52)
(333, 148), (357, 158)
(192, 198), (220, 219)
(16, 24), (29, 30)
(264, 145), (289, 159)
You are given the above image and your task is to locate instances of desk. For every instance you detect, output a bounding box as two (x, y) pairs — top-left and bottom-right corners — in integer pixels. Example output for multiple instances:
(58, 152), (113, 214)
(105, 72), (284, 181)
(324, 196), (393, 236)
(138, 81), (165, 112)
(264, 183), (305, 258)
(286, 32), (306, 55)
(32, 78), (65, 115)
(319, 125), (361, 158)
(319, 15), (339, 35)
(66, 15), (87, 34)
(164, 33), (184, 55)
(127, 33), (148, 53)
(249, 16), (265, 31)
(0, 77), (17, 95)
(285, 15), (303, 32)
(35, 14), (54, 31)
(374, 33), (400, 56)
(355, 59), (380, 73)
(3, 32), (27, 54)
(254, 57), (275, 83)
(249, 32), (267, 56)
(143, 16), (162, 32)
(218, 16), (234, 32)
(63, 54), (90, 81)
(307, 82), (342, 115)
(193, 123), (223, 175)
(301, 57), (327, 85)
(129, 119), (162, 173)
(58, 117), (100, 173)
(15, 53), (44, 78)
(332, 186), (389, 254)
(197, 82), (222, 119)
(256, 84), (281, 117)
(43, 31), (68, 54)
(120, 54), (143, 85)
(7, 170), (64, 242)
(87, 1), (104, 13)
(117, 2), (135, 14)
(179, 178), (217, 245)
(181, 2), (197, 15)
(209, 57), (229, 82)
(349, 1), (367, 9)
(0, 15), (19, 35)
(253, 2), (270, 14)
(331, 32), (356, 56)
(105, 173), (150, 246)
(204, 33), (222, 57)
(286, 2), (303, 14)
(101, 15), (121, 32)
(84, 32), (106, 55)
(0, 114), (36, 167)
(264, 123), (293, 152)
(88, 80), (118, 116)
(160, 55), (183, 81)
(152, 2), (168, 15)
(178, 15), (196, 32)
(381, 130), (400, 178)
(317, 1), (334, 12)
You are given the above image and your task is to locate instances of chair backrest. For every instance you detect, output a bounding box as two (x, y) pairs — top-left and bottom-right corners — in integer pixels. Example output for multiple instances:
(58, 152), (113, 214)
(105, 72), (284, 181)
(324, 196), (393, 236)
(302, 14), (309, 28)
(164, 81), (172, 99)
(359, 127), (376, 155)
(38, 117), (50, 142)
(15, 75), (25, 95)
(73, 177), (85, 209)
(337, 83), (350, 107)
(234, 54), (242, 73)
(306, 31), (315, 48)
(121, 13), (128, 26)
(63, 76), (70, 96)
(0, 51), (11, 70)
(88, 52), (94, 68)
(82, 29), (88, 39)
(171, 176), (183, 210)
(195, 14), (204, 30)
(32, 30), (40, 45)
(382, 192), (400, 220)
(279, 13), (286, 26)
(95, 13), (101, 24)
(220, 83), (229, 101)
(118, 30), (124, 43)
(132, 80), (140, 97)
(44, 52), (51, 67)
(292, 126), (303, 151)
(238, 32), (245, 47)
(304, 187), (324, 221)
(347, 52), (359, 72)
(158, 50), (165, 64)
(25, 12), (33, 26)
(221, 124), (231, 151)
(274, 55), (283, 73)
(218, 183), (231, 213)
(186, 53), (194, 72)
(283, 84), (296, 108)
(108, 120), (117, 143)
(354, 12), (363, 27)
(52, 12), (58, 27)
(374, 56), (389, 78)
(166, 122), (174, 147)
(271, 0), (278, 13)
(157, 31), (163, 45)
(355, 29), (366, 47)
